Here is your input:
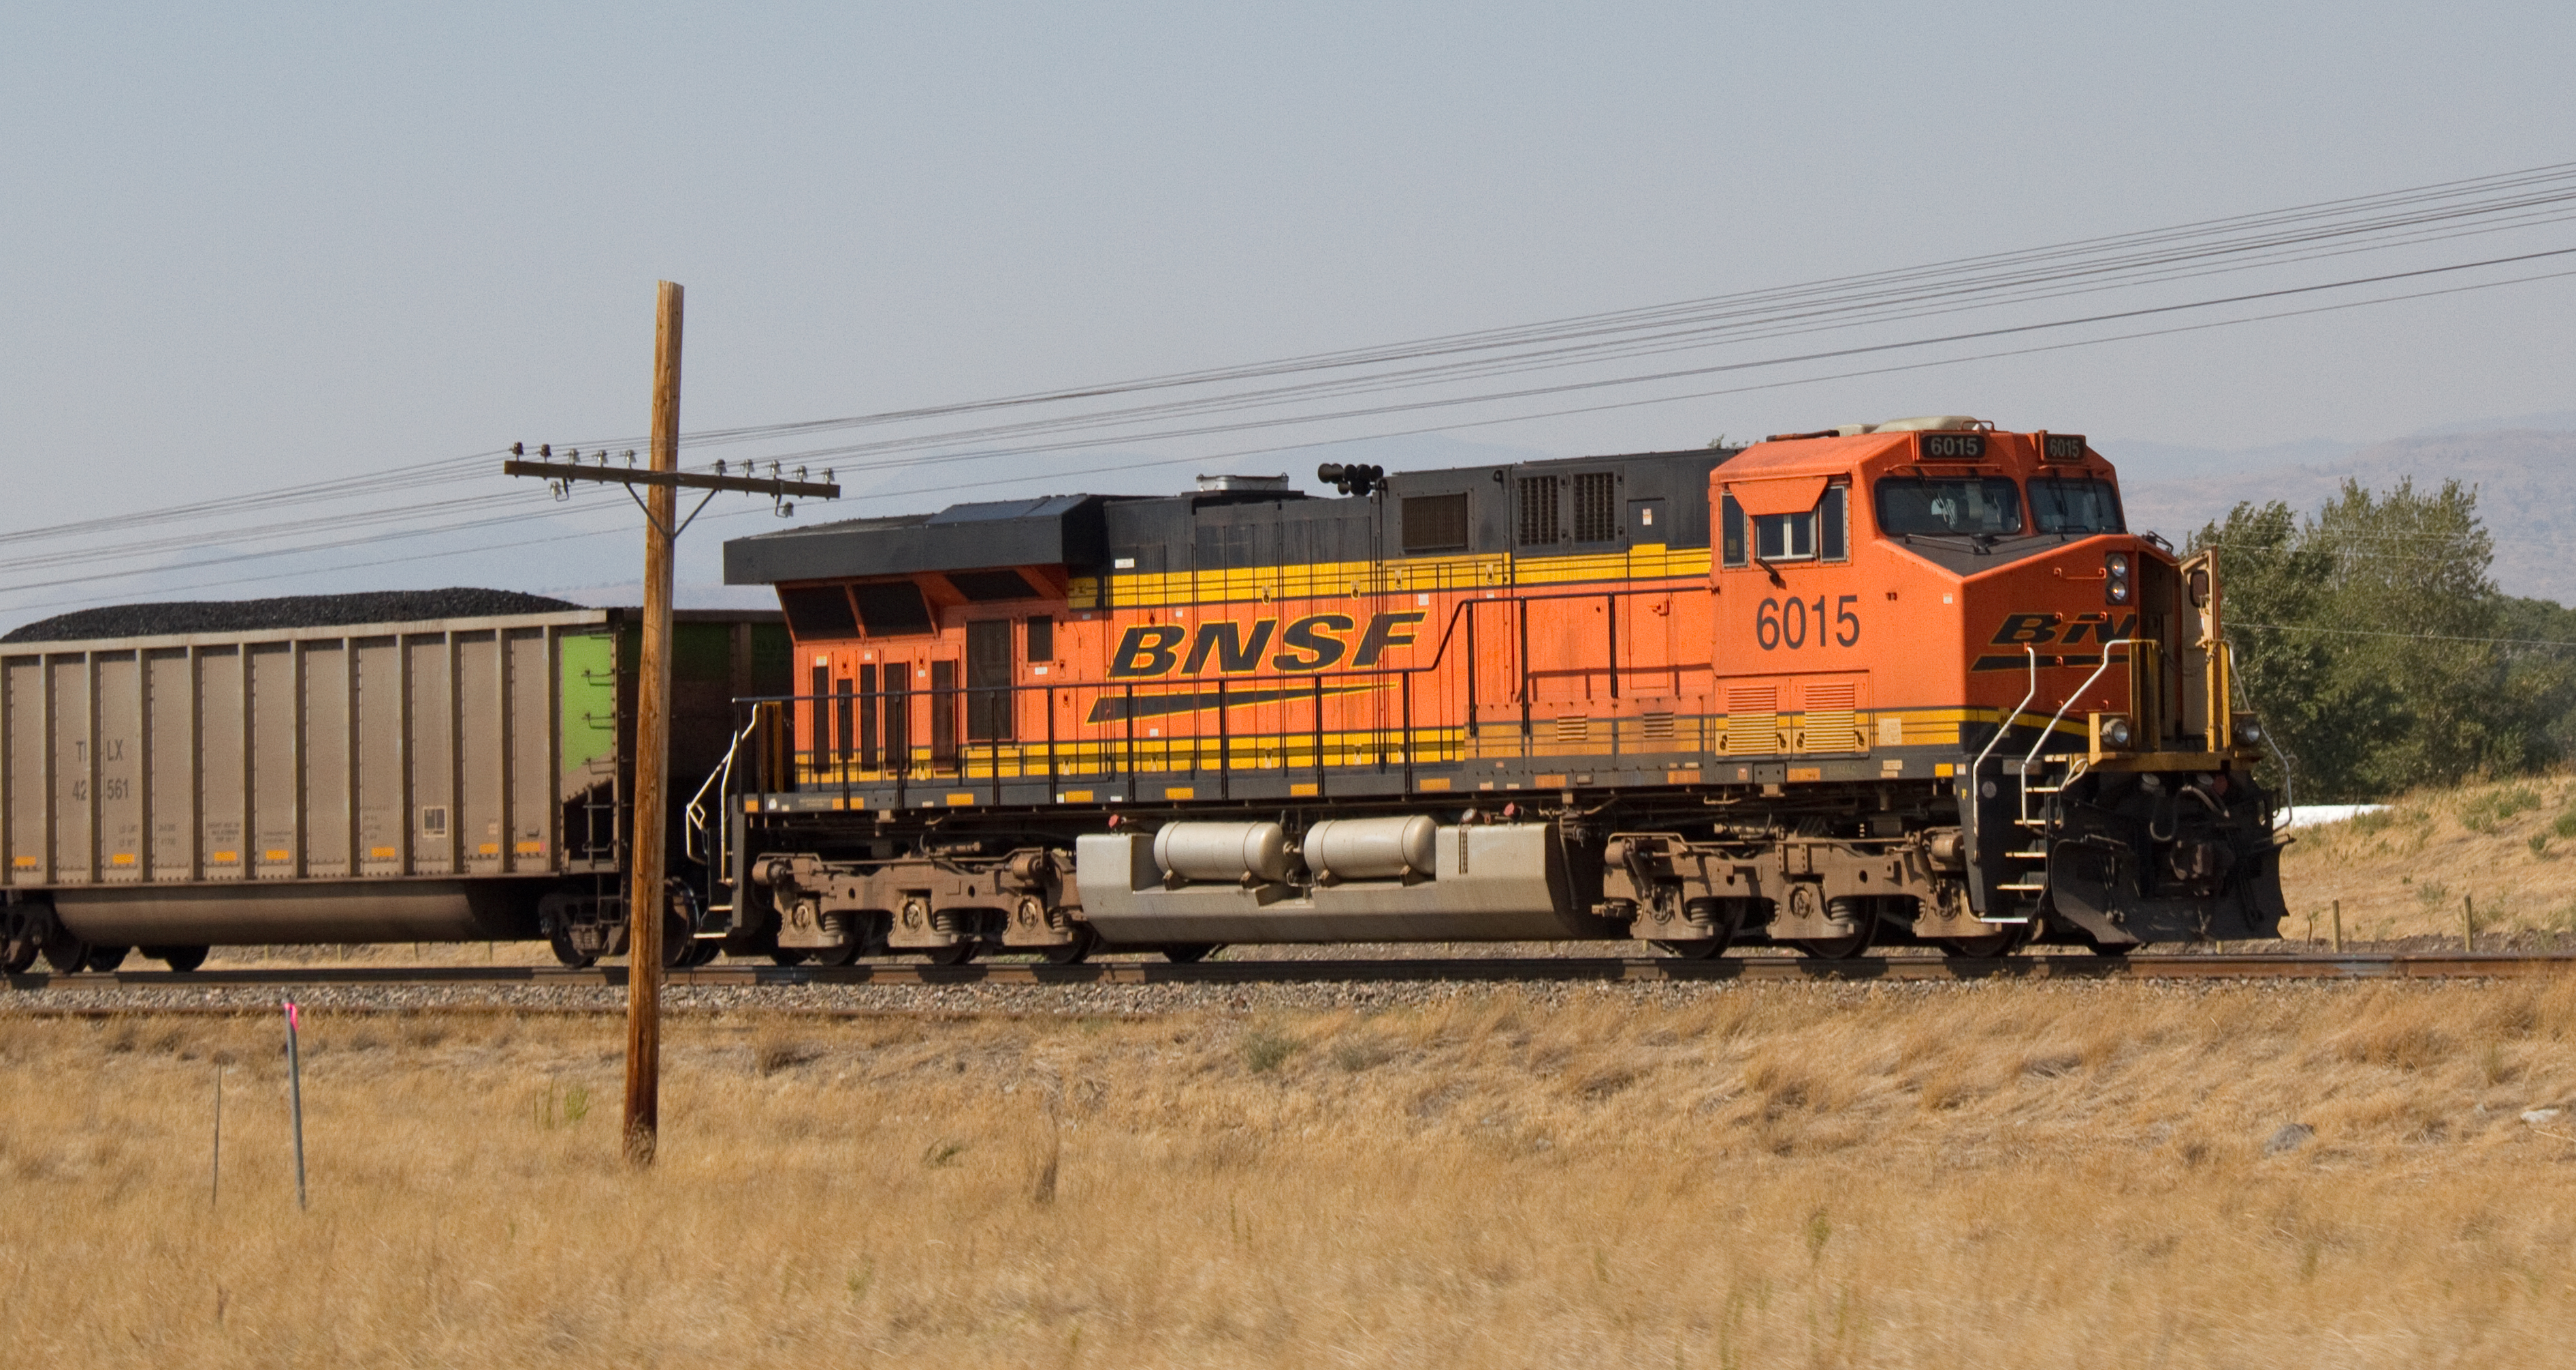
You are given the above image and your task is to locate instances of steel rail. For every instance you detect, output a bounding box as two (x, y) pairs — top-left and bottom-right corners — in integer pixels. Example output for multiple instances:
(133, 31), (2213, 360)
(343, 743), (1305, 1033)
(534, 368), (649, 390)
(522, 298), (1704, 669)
(7, 951), (2575, 994)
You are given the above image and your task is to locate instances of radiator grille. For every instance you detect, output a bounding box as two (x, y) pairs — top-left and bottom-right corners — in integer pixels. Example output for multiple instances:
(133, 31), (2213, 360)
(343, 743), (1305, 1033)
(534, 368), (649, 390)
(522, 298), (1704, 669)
(1723, 685), (1778, 754)
(1799, 682), (1860, 753)
(1573, 472), (1618, 543)
(1517, 477), (1561, 545)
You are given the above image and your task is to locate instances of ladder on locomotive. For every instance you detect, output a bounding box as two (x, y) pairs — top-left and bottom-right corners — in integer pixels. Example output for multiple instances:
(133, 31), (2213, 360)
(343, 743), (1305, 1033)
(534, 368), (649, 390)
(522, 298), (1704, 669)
(1976, 642), (2139, 921)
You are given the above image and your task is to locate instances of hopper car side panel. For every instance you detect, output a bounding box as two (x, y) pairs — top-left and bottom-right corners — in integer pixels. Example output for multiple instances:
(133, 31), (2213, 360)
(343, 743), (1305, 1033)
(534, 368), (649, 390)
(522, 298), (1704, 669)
(0, 611), (788, 966)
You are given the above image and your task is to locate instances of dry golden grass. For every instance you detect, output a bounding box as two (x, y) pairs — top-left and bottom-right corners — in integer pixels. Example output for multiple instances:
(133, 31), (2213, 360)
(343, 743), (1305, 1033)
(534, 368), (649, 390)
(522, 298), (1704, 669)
(2281, 773), (2576, 946)
(9, 982), (2576, 1365)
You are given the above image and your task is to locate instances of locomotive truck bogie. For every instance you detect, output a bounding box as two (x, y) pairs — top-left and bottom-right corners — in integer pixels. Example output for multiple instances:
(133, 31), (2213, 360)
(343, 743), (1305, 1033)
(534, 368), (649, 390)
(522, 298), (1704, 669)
(755, 846), (1079, 959)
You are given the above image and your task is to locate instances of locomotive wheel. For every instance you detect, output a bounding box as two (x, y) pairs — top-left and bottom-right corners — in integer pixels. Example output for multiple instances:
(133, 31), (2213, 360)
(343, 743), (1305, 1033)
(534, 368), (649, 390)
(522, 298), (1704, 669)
(1653, 897), (1745, 960)
(1792, 905), (1875, 961)
(1159, 943), (1221, 964)
(1, 936), (35, 975)
(1041, 927), (1099, 966)
(812, 942), (864, 968)
(549, 930), (596, 969)
(681, 939), (722, 968)
(769, 948), (812, 967)
(84, 946), (132, 973)
(1942, 926), (2027, 959)
(926, 940), (981, 967)
(152, 945), (211, 974)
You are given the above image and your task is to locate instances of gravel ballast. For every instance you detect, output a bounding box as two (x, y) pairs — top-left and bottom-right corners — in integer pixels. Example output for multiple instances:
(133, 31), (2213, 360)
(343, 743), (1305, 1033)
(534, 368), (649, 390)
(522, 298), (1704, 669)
(0, 974), (2488, 1019)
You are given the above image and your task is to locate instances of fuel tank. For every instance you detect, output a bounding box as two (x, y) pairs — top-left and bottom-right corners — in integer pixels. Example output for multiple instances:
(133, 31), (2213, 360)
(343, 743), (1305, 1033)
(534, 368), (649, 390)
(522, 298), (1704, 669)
(1078, 822), (1608, 943)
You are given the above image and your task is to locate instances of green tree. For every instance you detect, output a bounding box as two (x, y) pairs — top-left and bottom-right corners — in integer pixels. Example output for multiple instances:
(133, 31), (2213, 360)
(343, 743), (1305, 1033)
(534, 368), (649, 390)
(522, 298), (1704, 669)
(2193, 477), (2562, 799)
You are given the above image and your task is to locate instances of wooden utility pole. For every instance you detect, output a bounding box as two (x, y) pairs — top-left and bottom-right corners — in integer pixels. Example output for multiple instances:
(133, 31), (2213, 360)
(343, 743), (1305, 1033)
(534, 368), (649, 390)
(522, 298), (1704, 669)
(624, 279), (684, 1166)
(502, 282), (837, 1170)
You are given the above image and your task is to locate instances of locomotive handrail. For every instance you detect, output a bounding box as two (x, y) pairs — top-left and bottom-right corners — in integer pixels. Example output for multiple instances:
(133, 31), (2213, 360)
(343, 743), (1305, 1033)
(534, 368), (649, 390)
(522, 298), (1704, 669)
(1968, 646), (2041, 787)
(685, 715), (762, 867)
(736, 578), (1739, 792)
(2016, 638), (2138, 829)
(727, 579), (1718, 713)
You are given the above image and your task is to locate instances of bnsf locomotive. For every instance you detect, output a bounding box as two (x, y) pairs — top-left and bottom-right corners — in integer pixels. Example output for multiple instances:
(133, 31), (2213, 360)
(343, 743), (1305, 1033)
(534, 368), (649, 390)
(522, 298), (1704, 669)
(0, 417), (2287, 973)
(715, 416), (2287, 964)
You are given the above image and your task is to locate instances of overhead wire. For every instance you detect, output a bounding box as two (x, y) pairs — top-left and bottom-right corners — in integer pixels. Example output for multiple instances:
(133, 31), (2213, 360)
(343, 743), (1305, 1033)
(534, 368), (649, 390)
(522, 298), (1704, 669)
(12, 161), (2572, 562)
(842, 259), (2576, 503)
(17, 249), (2569, 605)
(666, 160), (2576, 448)
(7, 160), (2576, 615)
(761, 248), (2576, 480)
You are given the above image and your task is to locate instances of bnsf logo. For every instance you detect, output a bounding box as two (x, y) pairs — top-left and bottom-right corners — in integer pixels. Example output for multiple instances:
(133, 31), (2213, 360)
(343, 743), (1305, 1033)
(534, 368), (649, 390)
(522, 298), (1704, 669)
(1991, 611), (2138, 646)
(1108, 611), (1425, 679)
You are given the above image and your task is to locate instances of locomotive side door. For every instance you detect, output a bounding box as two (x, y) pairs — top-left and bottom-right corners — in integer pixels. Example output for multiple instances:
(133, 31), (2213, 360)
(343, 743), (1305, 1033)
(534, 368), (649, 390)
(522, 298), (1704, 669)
(1710, 474), (1871, 759)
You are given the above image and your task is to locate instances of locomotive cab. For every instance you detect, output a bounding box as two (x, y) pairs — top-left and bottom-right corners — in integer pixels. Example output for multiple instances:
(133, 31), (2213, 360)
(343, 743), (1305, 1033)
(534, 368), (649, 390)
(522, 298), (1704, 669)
(1701, 418), (2285, 950)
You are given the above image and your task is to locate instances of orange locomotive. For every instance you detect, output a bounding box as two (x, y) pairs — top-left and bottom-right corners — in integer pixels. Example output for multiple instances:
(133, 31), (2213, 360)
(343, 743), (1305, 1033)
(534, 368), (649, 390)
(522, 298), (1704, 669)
(710, 417), (2287, 963)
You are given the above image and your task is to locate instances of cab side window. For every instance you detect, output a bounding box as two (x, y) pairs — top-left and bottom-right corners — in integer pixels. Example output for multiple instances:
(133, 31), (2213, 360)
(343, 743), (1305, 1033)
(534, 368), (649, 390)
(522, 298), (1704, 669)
(1740, 485), (1848, 564)
(1720, 495), (1747, 567)
(1755, 509), (1815, 561)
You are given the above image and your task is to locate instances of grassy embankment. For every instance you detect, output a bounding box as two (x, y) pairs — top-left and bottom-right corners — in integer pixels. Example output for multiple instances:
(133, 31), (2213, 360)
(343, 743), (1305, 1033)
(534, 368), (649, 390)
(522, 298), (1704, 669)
(2278, 772), (2576, 946)
(7, 981), (2576, 1365)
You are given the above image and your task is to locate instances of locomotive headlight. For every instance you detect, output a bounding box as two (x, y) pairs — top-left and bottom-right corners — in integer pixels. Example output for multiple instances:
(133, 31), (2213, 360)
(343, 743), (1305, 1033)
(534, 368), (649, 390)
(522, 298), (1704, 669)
(2105, 551), (2133, 605)
(2091, 712), (2135, 757)
(2236, 716), (2266, 747)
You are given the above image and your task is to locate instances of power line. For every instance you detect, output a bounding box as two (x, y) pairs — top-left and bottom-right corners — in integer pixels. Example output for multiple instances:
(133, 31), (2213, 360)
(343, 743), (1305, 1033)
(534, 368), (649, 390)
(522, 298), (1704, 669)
(843, 260), (2576, 503)
(670, 160), (2576, 449)
(2234, 622), (2576, 650)
(9, 161), (2576, 616)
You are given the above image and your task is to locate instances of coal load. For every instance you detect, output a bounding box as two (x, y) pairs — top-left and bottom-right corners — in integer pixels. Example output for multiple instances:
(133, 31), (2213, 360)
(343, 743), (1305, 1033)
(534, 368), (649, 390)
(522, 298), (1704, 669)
(1, 589), (585, 643)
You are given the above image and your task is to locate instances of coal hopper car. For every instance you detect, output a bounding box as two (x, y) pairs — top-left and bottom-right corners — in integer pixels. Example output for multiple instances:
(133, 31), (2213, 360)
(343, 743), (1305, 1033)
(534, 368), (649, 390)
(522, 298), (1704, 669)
(709, 417), (2289, 964)
(0, 594), (788, 972)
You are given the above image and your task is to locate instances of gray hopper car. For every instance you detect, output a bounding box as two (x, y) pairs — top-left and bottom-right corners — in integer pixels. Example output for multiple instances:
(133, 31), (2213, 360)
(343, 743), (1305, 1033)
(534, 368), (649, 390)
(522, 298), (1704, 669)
(0, 605), (788, 972)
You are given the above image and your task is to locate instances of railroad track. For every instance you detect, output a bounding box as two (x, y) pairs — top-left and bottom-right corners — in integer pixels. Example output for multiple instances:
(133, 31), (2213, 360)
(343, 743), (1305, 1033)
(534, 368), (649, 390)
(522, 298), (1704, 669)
(7, 951), (2575, 993)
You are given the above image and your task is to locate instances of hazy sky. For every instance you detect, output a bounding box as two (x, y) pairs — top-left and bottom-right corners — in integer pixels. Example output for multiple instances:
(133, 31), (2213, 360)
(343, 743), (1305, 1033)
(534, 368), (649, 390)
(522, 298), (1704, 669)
(4, 3), (2573, 612)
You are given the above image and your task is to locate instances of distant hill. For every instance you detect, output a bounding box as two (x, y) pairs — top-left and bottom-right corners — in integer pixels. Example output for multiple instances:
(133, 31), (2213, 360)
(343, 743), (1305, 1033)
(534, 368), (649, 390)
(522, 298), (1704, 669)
(2116, 428), (2576, 605)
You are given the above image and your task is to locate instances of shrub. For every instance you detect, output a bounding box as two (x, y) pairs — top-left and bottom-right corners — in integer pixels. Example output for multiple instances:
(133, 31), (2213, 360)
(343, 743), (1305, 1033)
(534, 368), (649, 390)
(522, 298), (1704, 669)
(1240, 1027), (1300, 1074)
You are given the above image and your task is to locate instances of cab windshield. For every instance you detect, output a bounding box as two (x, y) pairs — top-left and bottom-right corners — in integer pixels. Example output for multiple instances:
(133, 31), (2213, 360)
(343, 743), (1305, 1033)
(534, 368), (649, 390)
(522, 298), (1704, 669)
(1873, 477), (2024, 537)
(2029, 477), (2125, 535)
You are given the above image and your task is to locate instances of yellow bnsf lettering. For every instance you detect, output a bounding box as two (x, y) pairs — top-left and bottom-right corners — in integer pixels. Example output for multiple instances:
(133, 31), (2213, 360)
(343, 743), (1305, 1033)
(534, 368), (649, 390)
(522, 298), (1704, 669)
(1270, 614), (1352, 671)
(1182, 619), (1276, 673)
(1108, 624), (1185, 678)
